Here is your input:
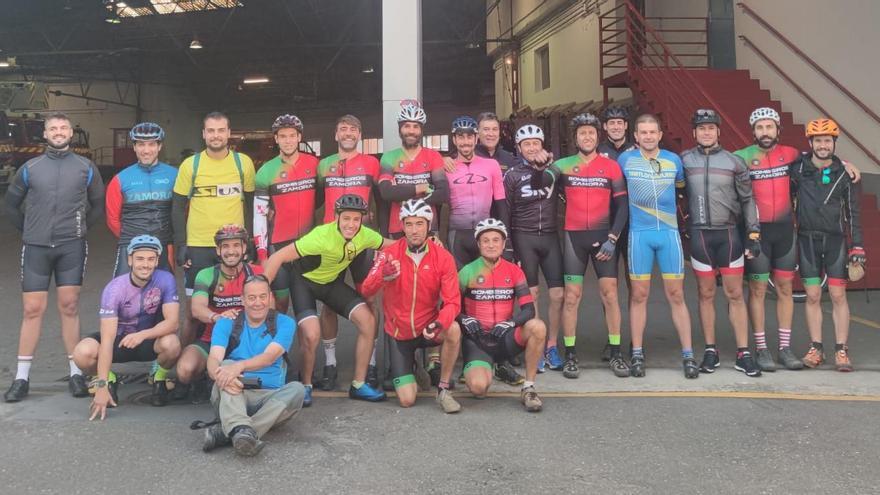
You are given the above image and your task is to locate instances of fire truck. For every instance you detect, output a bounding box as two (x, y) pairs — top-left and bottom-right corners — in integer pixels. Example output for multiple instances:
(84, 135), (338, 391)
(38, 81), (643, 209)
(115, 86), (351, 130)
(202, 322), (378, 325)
(3, 112), (92, 167)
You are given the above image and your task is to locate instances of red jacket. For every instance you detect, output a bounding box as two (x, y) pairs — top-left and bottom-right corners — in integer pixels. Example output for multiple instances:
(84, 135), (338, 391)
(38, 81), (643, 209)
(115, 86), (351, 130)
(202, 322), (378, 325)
(361, 238), (461, 340)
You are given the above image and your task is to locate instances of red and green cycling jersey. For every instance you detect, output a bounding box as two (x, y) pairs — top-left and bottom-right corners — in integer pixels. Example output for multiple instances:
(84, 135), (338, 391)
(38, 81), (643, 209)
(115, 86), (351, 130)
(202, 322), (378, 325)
(733, 144), (800, 224)
(459, 257), (532, 331)
(192, 263), (263, 343)
(378, 147), (448, 235)
(253, 153), (321, 261)
(547, 153), (628, 235)
(318, 152), (380, 224)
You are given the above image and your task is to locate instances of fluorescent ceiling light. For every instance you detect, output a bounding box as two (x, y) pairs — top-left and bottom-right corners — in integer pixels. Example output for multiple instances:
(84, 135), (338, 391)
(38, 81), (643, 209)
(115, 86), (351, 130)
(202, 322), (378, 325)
(189, 39), (203, 50)
(243, 77), (269, 84)
(0, 61), (10, 68)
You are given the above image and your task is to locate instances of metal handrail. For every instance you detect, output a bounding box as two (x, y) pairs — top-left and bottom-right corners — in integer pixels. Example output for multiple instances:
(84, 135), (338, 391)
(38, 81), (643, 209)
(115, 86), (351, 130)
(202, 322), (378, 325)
(739, 35), (880, 168)
(738, 2), (880, 127)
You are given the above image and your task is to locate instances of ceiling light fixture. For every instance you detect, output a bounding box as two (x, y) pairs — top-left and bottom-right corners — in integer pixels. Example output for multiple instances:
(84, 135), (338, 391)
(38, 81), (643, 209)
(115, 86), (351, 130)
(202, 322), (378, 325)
(189, 39), (203, 50)
(242, 77), (270, 84)
(0, 61), (10, 68)
(361, 65), (374, 74)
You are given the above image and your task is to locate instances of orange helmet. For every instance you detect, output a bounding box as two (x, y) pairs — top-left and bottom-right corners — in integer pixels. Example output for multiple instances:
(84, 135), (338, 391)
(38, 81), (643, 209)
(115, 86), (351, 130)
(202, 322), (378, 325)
(805, 118), (840, 137)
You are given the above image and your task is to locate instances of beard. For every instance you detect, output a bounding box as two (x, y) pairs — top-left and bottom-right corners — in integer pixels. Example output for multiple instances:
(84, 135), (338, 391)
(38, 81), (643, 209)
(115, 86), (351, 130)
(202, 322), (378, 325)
(756, 136), (778, 150)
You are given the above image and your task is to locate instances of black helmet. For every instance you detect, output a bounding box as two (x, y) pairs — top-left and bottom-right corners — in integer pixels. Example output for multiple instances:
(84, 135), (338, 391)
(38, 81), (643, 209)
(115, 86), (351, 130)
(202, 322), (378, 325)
(570, 113), (601, 132)
(334, 194), (368, 214)
(692, 108), (721, 128)
(601, 106), (629, 122)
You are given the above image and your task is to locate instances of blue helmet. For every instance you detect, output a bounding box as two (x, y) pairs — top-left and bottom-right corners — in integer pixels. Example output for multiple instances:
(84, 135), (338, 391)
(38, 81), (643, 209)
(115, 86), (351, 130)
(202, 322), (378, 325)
(129, 122), (165, 142)
(451, 116), (478, 134)
(127, 235), (163, 255)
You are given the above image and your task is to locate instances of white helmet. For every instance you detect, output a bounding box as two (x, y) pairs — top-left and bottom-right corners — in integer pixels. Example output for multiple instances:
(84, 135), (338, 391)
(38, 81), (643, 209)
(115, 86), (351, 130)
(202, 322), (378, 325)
(515, 124), (544, 144)
(399, 198), (433, 223)
(474, 218), (508, 240)
(397, 101), (427, 125)
(749, 107), (781, 127)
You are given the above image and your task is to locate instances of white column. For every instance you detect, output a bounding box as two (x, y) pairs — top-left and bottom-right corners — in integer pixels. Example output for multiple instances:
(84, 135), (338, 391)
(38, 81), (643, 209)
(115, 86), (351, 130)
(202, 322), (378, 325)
(382, 0), (422, 150)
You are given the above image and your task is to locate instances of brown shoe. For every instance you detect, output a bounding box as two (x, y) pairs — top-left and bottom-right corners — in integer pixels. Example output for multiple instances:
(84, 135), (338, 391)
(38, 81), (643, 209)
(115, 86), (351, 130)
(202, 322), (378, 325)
(802, 346), (825, 368)
(520, 386), (543, 412)
(834, 348), (854, 372)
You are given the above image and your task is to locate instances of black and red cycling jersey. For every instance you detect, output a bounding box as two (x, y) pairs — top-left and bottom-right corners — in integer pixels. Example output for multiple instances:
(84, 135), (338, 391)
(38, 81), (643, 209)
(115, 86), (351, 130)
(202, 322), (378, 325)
(458, 257), (533, 331)
(733, 144), (800, 224)
(545, 153), (628, 235)
(317, 152), (380, 224)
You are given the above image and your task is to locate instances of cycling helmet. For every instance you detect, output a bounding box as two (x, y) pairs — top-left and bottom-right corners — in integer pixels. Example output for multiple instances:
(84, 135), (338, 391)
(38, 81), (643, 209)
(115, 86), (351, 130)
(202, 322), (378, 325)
(397, 100), (427, 125)
(272, 114), (303, 133)
(474, 218), (508, 240)
(127, 235), (163, 255)
(129, 122), (165, 142)
(692, 108), (720, 128)
(805, 118), (840, 138)
(515, 124), (544, 144)
(570, 113), (601, 132)
(451, 116), (478, 134)
(398, 198), (434, 223)
(601, 106), (629, 122)
(214, 224), (249, 245)
(335, 193), (369, 214)
(749, 107), (781, 127)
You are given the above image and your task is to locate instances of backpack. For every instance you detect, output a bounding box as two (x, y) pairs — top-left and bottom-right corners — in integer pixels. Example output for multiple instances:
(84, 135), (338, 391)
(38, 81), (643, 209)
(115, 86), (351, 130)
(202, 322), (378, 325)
(188, 150), (245, 201)
(224, 308), (291, 368)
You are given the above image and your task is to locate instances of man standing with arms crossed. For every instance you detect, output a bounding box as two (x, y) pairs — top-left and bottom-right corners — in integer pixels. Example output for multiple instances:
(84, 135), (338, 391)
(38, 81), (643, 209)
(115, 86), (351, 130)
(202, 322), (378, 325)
(4, 112), (105, 402)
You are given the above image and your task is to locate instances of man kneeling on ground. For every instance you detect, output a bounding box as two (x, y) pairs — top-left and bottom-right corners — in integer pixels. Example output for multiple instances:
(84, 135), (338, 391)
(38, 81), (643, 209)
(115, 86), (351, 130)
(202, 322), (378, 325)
(75, 235), (181, 420)
(202, 274), (304, 456)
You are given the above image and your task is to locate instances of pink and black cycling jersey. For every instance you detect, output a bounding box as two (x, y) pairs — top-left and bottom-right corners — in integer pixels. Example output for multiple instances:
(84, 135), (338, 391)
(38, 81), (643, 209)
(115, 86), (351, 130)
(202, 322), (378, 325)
(98, 270), (179, 336)
(447, 155), (506, 230)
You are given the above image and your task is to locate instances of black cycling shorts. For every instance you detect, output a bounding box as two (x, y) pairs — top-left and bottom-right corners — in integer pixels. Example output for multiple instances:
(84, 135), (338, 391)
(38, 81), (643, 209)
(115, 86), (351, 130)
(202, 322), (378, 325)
(745, 222), (797, 280)
(113, 244), (172, 278)
(349, 249), (374, 287)
(184, 246), (219, 294)
(448, 229), (479, 269)
(461, 330), (525, 370)
(388, 334), (442, 389)
(798, 233), (847, 286)
(562, 230), (619, 283)
(86, 331), (158, 363)
(688, 227), (744, 278)
(289, 264), (366, 324)
(510, 231), (563, 288)
(20, 239), (88, 292)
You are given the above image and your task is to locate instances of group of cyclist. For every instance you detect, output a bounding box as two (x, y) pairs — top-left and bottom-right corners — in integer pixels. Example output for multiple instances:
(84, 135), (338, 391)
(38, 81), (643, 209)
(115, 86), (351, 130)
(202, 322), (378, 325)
(2, 100), (867, 422)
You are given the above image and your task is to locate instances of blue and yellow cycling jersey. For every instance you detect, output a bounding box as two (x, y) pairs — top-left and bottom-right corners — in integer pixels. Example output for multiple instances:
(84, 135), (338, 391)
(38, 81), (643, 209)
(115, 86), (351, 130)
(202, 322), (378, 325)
(618, 148), (684, 232)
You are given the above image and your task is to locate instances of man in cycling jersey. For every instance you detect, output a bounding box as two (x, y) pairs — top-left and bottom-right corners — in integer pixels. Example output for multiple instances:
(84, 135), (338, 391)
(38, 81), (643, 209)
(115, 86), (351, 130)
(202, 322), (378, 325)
(681, 109), (762, 377)
(264, 194), (395, 404)
(540, 113), (629, 378)
(106, 122), (176, 276)
(176, 225), (262, 402)
(618, 114), (698, 379)
(73, 236), (181, 419)
(253, 114), (321, 312)
(4, 112), (105, 403)
(504, 123), (562, 377)
(360, 199), (463, 413)
(446, 115), (510, 267)
(597, 106), (636, 161)
(793, 119), (865, 372)
(316, 114), (382, 392)
(459, 219), (547, 412)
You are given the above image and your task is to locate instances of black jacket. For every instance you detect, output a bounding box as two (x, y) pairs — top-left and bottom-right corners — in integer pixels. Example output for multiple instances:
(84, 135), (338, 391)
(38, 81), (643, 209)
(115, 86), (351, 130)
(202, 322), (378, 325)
(791, 154), (862, 246)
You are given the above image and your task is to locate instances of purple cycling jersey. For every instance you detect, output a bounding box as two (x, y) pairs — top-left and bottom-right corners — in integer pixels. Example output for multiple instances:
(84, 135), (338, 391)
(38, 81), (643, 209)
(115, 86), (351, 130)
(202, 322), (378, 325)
(447, 155), (505, 230)
(99, 270), (179, 336)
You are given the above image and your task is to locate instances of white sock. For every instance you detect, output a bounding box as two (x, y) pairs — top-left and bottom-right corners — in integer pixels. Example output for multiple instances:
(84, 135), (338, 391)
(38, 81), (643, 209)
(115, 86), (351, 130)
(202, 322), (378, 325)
(369, 339), (378, 367)
(68, 356), (82, 376)
(16, 356), (33, 380)
(522, 381), (535, 390)
(322, 338), (337, 367)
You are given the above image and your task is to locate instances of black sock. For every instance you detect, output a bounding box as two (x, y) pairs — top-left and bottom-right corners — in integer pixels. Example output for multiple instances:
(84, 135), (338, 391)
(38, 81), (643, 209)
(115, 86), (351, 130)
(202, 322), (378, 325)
(705, 344), (717, 353)
(834, 343), (845, 352)
(812, 342), (824, 351)
(609, 344), (621, 358)
(565, 346), (576, 358)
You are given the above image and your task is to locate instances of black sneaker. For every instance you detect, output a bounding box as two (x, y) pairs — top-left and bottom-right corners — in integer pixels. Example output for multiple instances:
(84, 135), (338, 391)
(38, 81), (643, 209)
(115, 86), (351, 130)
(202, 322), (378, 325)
(630, 356), (645, 377)
(699, 349), (720, 373)
(735, 352), (763, 377)
(4, 379), (29, 402)
(508, 355), (523, 367)
(171, 382), (190, 401)
(683, 358), (699, 379)
(366, 365), (380, 389)
(190, 378), (212, 404)
(382, 368), (395, 392)
(231, 426), (265, 457)
(494, 362), (524, 386)
(562, 353), (580, 379)
(69, 374), (89, 398)
(320, 365), (338, 391)
(151, 380), (169, 407)
(426, 361), (441, 387)
(601, 343), (612, 362)
(108, 380), (119, 408)
(609, 355), (631, 378)
(203, 424), (230, 452)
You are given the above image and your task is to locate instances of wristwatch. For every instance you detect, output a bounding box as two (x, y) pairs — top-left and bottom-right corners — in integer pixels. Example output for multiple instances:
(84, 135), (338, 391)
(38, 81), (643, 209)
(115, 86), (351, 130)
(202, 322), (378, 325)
(91, 379), (108, 389)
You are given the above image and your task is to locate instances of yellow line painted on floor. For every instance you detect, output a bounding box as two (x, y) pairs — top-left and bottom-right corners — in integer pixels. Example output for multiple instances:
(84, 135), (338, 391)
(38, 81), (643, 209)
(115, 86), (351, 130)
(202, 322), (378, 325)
(314, 390), (880, 402)
(821, 308), (880, 329)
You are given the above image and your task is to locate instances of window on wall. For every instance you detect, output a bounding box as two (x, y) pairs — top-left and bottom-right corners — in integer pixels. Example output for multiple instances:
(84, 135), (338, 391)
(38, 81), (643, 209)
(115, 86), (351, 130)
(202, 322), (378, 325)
(300, 140), (321, 156)
(359, 138), (383, 155)
(422, 134), (449, 152)
(535, 43), (550, 91)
